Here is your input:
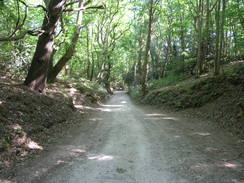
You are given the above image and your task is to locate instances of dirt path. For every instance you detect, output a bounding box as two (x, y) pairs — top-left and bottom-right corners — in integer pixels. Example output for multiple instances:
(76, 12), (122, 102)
(3, 91), (244, 183)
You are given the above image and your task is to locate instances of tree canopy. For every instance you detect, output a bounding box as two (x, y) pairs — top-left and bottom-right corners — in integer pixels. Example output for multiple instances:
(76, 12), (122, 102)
(0, 0), (243, 93)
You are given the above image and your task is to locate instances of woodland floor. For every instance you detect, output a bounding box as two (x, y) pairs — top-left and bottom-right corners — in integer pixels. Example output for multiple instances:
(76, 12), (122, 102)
(0, 89), (244, 183)
(0, 70), (244, 183)
(0, 73), (108, 179)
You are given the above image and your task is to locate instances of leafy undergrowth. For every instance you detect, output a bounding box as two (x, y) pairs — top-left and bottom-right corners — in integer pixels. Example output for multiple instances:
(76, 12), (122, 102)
(148, 73), (190, 90)
(141, 64), (244, 138)
(0, 74), (108, 173)
(137, 61), (244, 138)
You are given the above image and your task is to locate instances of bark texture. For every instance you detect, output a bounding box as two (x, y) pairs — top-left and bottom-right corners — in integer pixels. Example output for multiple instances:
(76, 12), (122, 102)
(141, 0), (154, 96)
(24, 0), (65, 92)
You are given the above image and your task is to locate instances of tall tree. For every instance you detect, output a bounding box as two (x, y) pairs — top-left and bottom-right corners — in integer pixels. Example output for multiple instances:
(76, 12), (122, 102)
(47, 0), (84, 82)
(24, 0), (65, 92)
(141, 0), (156, 96)
(214, 0), (227, 75)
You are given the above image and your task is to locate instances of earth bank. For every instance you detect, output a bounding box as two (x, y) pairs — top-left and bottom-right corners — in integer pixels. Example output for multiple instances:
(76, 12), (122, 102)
(131, 72), (244, 139)
(0, 75), (108, 175)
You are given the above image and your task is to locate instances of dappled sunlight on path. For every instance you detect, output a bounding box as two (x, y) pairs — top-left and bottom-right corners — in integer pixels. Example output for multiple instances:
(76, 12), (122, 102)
(6, 91), (244, 183)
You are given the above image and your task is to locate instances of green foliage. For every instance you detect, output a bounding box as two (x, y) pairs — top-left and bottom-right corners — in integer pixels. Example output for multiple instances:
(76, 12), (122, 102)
(165, 59), (185, 74)
(128, 85), (142, 99)
(232, 63), (244, 75)
(239, 96), (244, 110)
(0, 0), (43, 75)
(0, 0), (243, 92)
(144, 74), (243, 109)
(76, 79), (107, 101)
(148, 73), (189, 90)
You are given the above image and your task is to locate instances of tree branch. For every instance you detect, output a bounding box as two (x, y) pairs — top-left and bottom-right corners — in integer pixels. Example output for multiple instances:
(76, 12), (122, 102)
(19, 0), (47, 12)
(0, 0), (47, 41)
(0, 29), (45, 42)
(209, 0), (219, 12)
(64, 5), (104, 12)
(65, 0), (79, 7)
(65, 0), (92, 7)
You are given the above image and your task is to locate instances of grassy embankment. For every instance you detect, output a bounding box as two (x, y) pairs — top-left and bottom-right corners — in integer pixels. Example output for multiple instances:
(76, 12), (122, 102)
(130, 62), (244, 138)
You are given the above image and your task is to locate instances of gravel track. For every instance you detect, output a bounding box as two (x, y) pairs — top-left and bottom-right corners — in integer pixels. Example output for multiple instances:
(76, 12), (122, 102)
(6, 91), (244, 183)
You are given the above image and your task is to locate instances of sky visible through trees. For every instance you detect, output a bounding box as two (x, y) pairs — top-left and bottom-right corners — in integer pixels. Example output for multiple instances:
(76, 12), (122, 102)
(0, 0), (243, 93)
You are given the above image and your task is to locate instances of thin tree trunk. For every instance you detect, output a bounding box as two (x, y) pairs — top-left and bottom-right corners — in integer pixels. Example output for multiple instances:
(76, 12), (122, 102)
(196, 0), (204, 76)
(214, 0), (221, 75)
(86, 27), (91, 79)
(104, 61), (113, 94)
(214, 0), (227, 75)
(219, 0), (227, 73)
(137, 45), (143, 82)
(133, 61), (137, 84)
(203, 0), (210, 67)
(90, 51), (95, 81)
(48, 27), (81, 82)
(48, 0), (83, 82)
(141, 0), (154, 96)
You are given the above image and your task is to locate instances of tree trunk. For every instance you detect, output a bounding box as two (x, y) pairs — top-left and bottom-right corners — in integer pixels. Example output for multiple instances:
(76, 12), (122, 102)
(141, 0), (154, 97)
(24, 0), (65, 92)
(214, 0), (221, 75)
(48, 27), (81, 82)
(86, 27), (91, 80)
(203, 0), (210, 69)
(48, 0), (83, 82)
(219, 0), (226, 67)
(134, 32), (143, 85)
(196, 0), (204, 76)
(214, 0), (226, 75)
(104, 62), (113, 94)
(90, 51), (95, 81)
(150, 43), (160, 79)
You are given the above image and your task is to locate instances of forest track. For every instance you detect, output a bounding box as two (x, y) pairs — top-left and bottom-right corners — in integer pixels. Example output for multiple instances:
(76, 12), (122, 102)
(3, 91), (244, 183)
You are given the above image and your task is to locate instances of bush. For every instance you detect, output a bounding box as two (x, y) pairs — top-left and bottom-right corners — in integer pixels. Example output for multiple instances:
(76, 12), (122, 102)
(148, 73), (189, 90)
(232, 63), (244, 75)
(128, 85), (142, 99)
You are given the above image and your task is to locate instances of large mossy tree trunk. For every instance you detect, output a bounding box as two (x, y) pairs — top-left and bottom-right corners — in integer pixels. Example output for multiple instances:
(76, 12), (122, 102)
(24, 0), (65, 92)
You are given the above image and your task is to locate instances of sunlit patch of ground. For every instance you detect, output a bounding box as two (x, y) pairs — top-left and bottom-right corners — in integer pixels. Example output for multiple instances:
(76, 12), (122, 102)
(100, 104), (124, 108)
(0, 124), (44, 168)
(0, 179), (13, 183)
(14, 145), (115, 180)
(89, 118), (103, 121)
(88, 154), (114, 161)
(10, 124), (43, 150)
(0, 76), (108, 177)
(191, 161), (242, 170)
(75, 104), (124, 112)
(144, 113), (178, 121)
(216, 162), (242, 169)
(191, 132), (211, 137)
(145, 113), (166, 117)
(174, 135), (181, 138)
(205, 147), (220, 152)
(231, 178), (244, 183)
